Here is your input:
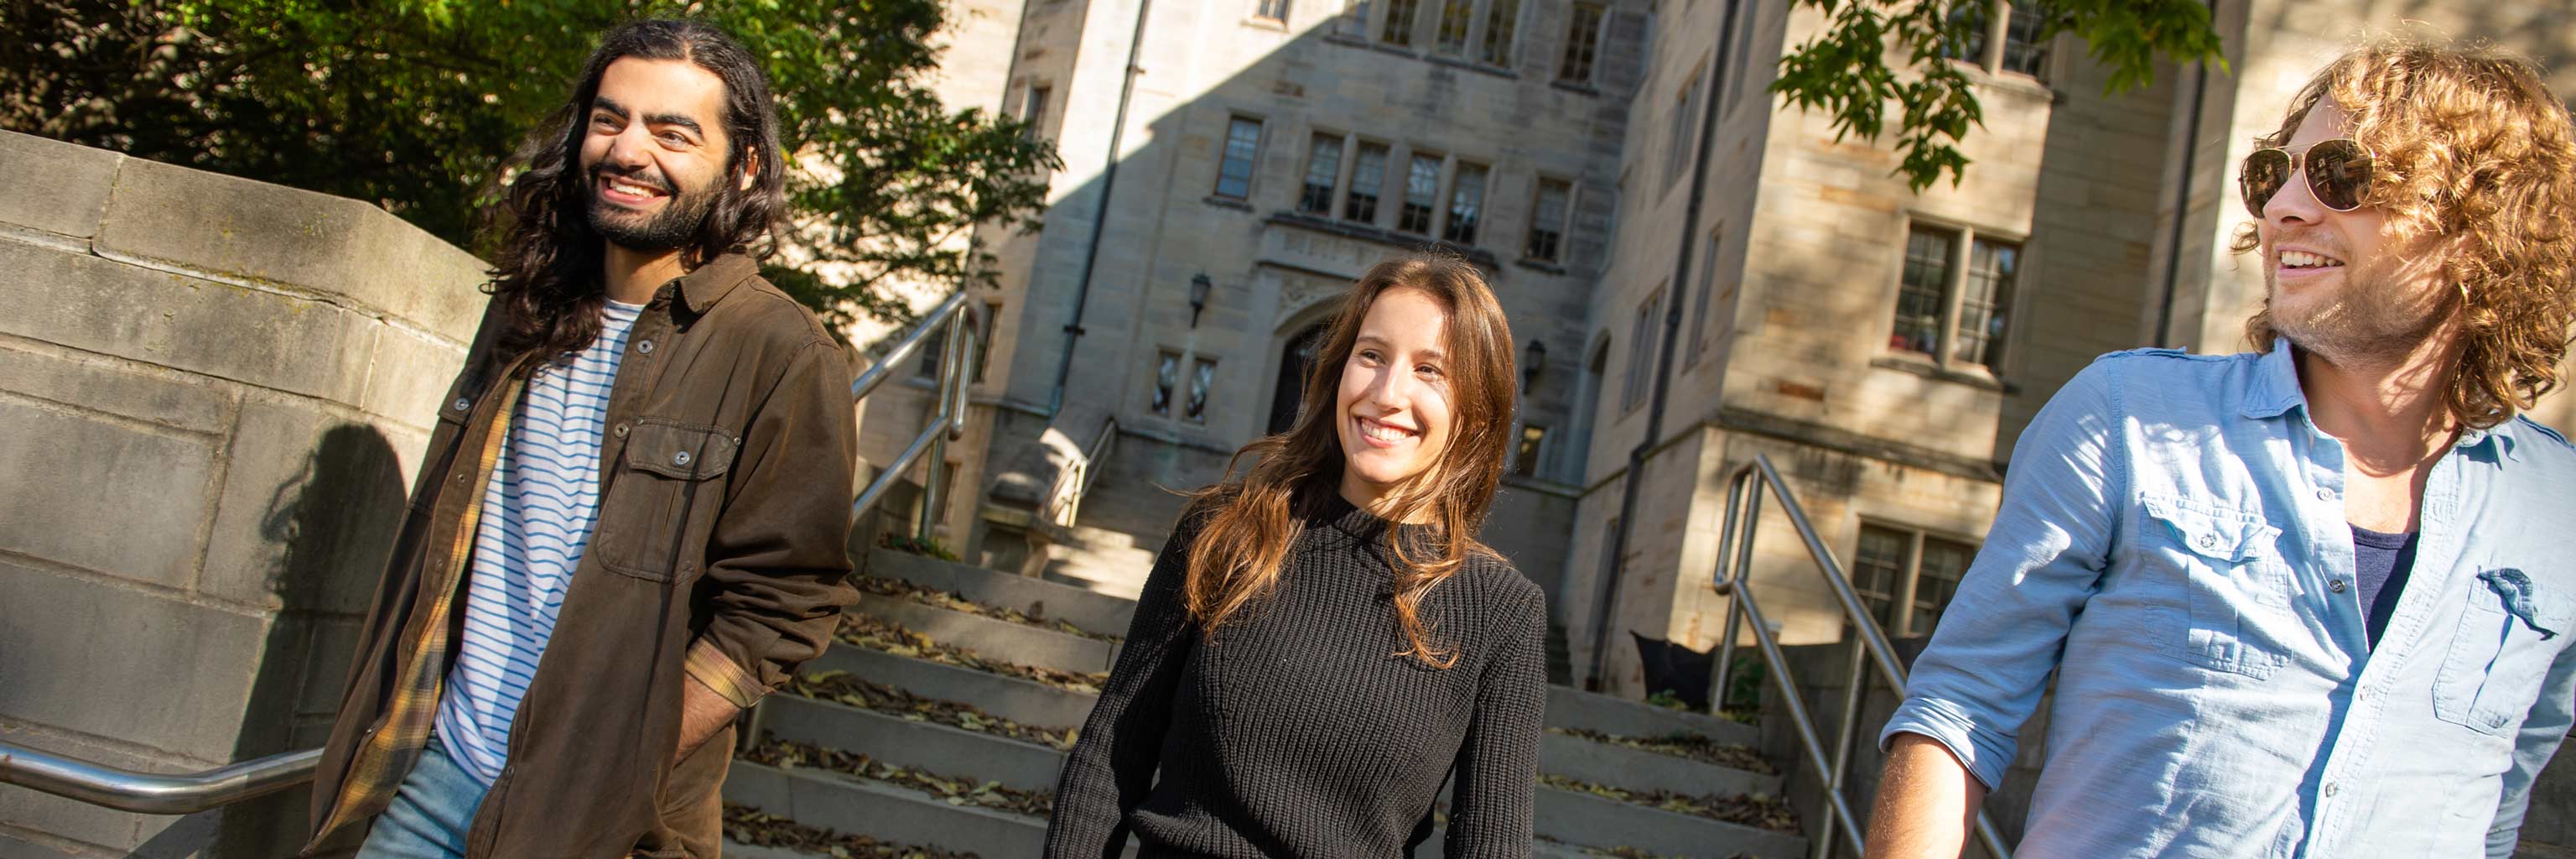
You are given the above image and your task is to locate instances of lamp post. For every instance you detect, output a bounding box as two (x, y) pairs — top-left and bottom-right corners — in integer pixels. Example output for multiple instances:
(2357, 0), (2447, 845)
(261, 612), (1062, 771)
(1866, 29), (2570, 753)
(1188, 273), (1213, 328)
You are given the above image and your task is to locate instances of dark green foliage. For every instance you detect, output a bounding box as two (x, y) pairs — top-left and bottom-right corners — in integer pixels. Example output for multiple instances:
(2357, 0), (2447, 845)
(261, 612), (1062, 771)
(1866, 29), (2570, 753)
(0, 0), (1060, 331)
(1770, 0), (2225, 190)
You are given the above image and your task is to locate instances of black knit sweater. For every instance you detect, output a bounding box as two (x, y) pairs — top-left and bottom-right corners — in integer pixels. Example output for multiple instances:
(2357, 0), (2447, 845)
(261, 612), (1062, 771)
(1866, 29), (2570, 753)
(1043, 490), (1548, 859)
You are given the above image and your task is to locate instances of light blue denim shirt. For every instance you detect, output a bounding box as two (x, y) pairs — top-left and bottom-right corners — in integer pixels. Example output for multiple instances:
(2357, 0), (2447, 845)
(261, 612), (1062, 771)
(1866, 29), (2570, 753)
(1882, 345), (2576, 858)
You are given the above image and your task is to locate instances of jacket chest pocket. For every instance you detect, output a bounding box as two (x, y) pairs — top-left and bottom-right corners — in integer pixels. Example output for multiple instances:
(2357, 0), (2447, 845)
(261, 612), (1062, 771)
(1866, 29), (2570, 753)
(2137, 494), (2294, 679)
(593, 418), (739, 583)
(2434, 568), (2569, 737)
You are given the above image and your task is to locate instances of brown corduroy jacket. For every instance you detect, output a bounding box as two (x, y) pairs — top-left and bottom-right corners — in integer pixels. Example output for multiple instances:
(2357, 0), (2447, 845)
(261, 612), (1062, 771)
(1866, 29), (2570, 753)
(304, 254), (859, 858)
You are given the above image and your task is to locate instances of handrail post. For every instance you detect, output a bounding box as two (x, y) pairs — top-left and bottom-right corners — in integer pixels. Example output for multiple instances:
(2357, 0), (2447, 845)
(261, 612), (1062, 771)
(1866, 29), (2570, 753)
(1706, 456), (2013, 859)
(1709, 471), (1750, 715)
(917, 307), (968, 540)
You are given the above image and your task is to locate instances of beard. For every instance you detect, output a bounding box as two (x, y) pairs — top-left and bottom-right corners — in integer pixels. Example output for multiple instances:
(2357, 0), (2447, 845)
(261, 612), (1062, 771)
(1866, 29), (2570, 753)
(585, 161), (720, 252)
(2264, 254), (2449, 367)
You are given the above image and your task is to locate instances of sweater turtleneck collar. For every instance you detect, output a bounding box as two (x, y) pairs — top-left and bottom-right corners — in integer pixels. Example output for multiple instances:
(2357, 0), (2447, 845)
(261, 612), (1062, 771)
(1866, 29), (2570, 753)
(1311, 486), (1436, 546)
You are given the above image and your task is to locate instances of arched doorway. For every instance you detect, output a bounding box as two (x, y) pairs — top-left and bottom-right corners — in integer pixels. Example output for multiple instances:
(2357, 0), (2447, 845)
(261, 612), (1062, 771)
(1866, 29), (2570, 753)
(1267, 323), (1328, 436)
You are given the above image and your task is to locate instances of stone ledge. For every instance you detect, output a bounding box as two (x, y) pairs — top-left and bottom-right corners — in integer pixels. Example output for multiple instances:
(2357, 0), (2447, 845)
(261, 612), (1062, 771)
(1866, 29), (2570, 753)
(0, 131), (121, 242)
(87, 152), (486, 341)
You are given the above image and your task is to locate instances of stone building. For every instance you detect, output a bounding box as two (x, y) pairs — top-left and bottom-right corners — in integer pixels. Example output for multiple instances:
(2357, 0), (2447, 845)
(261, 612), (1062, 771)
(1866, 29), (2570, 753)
(875, 0), (2576, 695)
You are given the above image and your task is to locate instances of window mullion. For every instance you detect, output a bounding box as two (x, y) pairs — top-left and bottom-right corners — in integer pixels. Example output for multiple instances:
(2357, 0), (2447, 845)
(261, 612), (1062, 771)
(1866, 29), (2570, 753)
(1938, 228), (1971, 369)
(1984, 2), (2011, 72)
(1893, 530), (1926, 638)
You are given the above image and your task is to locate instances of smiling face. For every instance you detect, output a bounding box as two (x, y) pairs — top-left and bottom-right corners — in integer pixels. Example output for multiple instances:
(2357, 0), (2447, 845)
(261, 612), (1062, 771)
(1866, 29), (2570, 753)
(1334, 285), (1457, 514)
(578, 57), (735, 252)
(2257, 100), (2453, 362)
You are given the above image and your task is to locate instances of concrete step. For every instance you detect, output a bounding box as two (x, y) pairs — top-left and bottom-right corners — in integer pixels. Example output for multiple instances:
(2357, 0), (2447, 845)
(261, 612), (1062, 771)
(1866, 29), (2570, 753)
(1540, 730), (1781, 800)
(1545, 685), (1760, 748)
(805, 643), (1100, 731)
(1039, 523), (1159, 600)
(724, 760), (1053, 859)
(866, 546), (1137, 638)
(849, 591), (1118, 675)
(1532, 784), (1806, 859)
(757, 691), (1068, 794)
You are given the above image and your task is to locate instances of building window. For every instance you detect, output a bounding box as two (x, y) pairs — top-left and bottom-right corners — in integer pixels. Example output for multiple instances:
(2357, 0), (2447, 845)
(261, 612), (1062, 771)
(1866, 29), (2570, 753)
(1953, 239), (2018, 369)
(1214, 116), (1263, 200)
(1337, 0), (1374, 37)
(1892, 226), (1953, 357)
(1020, 86), (1051, 141)
(1443, 161), (1488, 244)
(1400, 152), (1442, 234)
(1685, 228), (1721, 365)
(1479, 0), (1520, 65)
(1952, 2), (2050, 79)
(1513, 424), (1548, 476)
(1665, 66), (1704, 185)
(1620, 286), (1664, 411)
(1852, 523), (1978, 638)
(1557, 2), (1605, 83)
(1255, 0), (1292, 22)
(1720, 0), (1758, 115)
(1888, 222), (2020, 374)
(1524, 177), (1570, 263)
(1300, 134), (1344, 216)
(1152, 351), (1180, 416)
(1346, 142), (1389, 223)
(1380, 0), (1420, 46)
(1187, 358), (1218, 422)
(1434, 0), (1473, 54)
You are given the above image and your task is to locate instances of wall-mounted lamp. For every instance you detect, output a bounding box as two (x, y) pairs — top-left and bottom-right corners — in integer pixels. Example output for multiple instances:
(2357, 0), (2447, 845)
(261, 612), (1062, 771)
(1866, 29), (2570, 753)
(1188, 273), (1213, 328)
(1522, 339), (1547, 391)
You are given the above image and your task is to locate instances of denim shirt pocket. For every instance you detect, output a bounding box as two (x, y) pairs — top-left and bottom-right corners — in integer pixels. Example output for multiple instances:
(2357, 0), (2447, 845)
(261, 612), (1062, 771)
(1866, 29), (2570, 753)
(2434, 568), (2571, 737)
(2139, 494), (2294, 679)
(591, 417), (739, 583)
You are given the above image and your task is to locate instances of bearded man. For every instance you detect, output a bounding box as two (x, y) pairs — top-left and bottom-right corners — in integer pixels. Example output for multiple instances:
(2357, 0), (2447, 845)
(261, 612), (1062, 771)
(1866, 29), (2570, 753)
(1867, 38), (2576, 858)
(303, 19), (858, 859)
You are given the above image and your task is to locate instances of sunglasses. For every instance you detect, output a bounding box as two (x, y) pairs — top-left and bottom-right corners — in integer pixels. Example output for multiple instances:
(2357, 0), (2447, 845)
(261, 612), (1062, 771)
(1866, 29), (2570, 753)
(2240, 138), (2374, 217)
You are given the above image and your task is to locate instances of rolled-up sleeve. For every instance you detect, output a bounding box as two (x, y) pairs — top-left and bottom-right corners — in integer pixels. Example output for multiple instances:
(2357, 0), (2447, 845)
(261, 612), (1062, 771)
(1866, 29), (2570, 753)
(690, 340), (860, 705)
(1880, 360), (2125, 791)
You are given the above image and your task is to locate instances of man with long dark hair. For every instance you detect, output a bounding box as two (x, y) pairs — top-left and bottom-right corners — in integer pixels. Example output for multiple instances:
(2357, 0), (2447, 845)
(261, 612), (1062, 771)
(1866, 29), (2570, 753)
(303, 19), (858, 858)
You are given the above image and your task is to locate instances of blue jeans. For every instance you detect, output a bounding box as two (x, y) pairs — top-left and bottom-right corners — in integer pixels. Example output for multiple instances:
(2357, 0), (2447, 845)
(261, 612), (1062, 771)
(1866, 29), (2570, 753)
(353, 735), (489, 859)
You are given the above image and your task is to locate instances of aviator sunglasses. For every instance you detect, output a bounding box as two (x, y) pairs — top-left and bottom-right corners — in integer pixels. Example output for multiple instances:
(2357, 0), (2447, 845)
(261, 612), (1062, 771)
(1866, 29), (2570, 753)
(2240, 138), (2375, 217)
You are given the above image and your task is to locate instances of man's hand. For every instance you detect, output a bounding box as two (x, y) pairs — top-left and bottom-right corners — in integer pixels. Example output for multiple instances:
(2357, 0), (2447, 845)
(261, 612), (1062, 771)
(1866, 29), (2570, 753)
(674, 673), (742, 763)
(1865, 732), (1986, 859)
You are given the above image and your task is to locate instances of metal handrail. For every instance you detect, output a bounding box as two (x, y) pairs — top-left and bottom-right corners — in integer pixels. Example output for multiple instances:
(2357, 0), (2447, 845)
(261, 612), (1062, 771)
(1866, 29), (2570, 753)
(3, 291), (983, 815)
(0, 745), (319, 815)
(850, 294), (979, 539)
(1046, 414), (1118, 528)
(1705, 455), (2012, 859)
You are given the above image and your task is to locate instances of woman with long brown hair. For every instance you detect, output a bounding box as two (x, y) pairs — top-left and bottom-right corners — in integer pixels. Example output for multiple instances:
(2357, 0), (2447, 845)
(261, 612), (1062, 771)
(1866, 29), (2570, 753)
(1045, 256), (1546, 858)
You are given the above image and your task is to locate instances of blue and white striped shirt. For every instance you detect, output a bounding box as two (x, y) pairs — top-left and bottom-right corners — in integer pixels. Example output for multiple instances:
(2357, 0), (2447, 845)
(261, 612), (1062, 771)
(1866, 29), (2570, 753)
(436, 299), (644, 783)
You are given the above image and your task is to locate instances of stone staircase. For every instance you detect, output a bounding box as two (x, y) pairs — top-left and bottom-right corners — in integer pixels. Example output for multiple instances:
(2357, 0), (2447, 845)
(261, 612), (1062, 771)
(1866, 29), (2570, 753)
(719, 547), (1807, 859)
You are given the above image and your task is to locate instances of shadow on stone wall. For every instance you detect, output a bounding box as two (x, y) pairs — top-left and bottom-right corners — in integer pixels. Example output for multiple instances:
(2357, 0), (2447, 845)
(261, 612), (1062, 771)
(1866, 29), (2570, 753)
(184, 424), (402, 858)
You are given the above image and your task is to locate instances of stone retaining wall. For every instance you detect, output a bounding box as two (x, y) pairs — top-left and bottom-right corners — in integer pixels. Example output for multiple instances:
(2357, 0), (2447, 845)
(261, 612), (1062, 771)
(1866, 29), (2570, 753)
(0, 129), (488, 858)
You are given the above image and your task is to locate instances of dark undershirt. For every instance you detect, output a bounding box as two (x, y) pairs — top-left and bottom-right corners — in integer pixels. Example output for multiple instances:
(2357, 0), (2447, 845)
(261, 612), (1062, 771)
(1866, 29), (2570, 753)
(2351, 525), (2419, 648)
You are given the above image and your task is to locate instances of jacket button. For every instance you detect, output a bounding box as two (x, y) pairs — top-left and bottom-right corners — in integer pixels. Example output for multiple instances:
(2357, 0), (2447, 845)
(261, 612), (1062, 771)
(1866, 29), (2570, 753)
(637, 340), (655, 354)
(452, 398), (470, 412)
(673, 451), (693, 466)
(615, 424), (631, 439)
(2329, 579), (2348, 593)
(2198, 534), (2216, 549)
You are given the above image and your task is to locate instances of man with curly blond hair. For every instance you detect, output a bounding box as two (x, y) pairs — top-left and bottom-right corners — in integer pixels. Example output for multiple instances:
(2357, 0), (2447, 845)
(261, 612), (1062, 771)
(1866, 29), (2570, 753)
(1864, 38), (2576, 858)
